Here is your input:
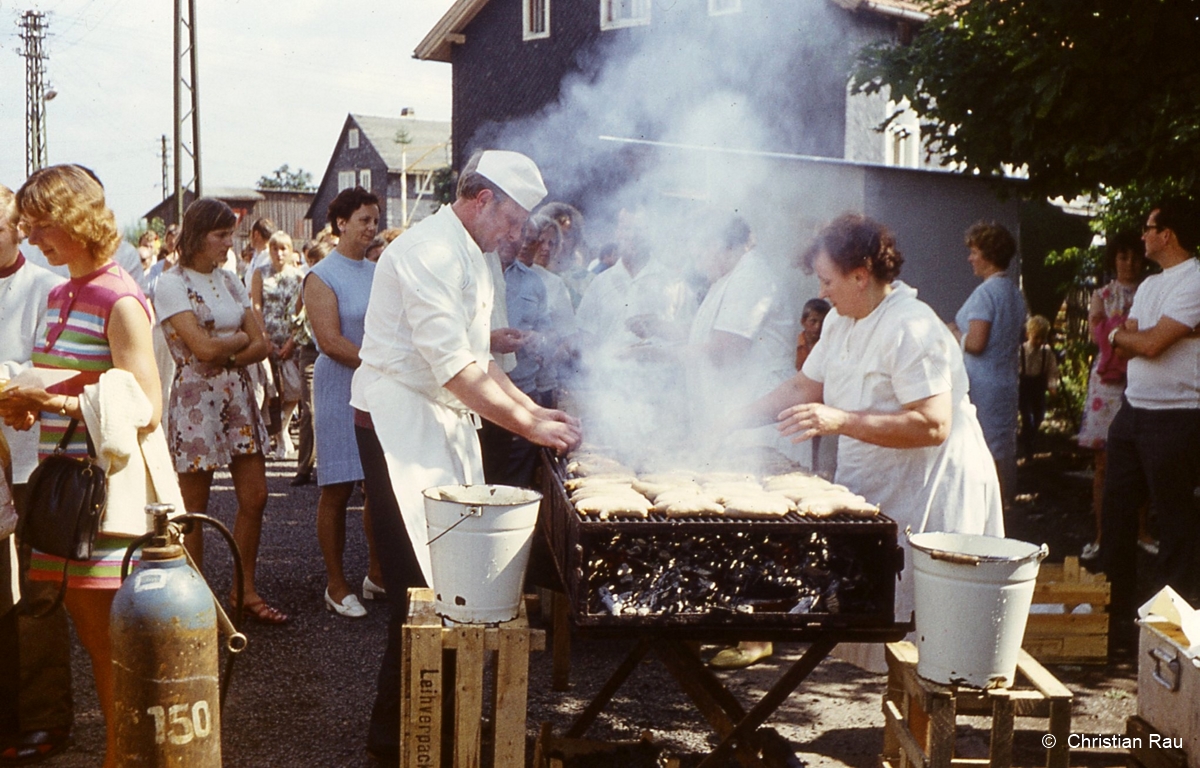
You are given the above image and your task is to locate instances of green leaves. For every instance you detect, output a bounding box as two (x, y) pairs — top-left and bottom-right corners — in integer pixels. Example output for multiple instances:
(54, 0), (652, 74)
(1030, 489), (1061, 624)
(257, 164), (315, 192)
(855, 0), (1200, 200)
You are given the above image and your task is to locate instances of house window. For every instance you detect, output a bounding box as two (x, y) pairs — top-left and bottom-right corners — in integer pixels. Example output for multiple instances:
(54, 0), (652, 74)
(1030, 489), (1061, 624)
(359, 169), (372, 190)
(884, 99), (921, 168)
(708, 0), (741, 15)
(523, 0), (550, 40)
(348, 128), (359, 149)
(337, 170), (355, 192)
(600, 0), (649, 30)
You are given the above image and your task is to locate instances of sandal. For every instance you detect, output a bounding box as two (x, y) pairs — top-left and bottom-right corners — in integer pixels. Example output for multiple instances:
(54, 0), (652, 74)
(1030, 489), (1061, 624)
(242, 597), (289, 624)
(0, 728), (72, 765)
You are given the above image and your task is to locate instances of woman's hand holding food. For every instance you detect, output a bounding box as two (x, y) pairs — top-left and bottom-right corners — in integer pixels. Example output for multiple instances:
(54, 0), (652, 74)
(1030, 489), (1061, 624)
(0, 385), (56, 430)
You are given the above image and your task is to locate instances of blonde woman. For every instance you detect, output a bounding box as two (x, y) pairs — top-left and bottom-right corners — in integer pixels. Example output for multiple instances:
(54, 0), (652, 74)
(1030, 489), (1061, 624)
(0, 165), (161, 768)
(252, 231), (304, 459)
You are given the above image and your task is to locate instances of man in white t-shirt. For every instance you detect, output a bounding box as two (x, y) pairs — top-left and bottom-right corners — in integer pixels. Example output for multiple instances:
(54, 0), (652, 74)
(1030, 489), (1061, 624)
(1102, 198), (1200, 655)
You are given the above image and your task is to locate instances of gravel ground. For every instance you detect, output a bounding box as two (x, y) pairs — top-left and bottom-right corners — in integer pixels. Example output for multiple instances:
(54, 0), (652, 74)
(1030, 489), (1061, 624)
(41, 440), (1140, 767)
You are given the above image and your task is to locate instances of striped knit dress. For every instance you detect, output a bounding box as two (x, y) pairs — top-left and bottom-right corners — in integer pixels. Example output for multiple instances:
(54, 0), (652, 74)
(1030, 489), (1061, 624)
(27, 261), (152, 590)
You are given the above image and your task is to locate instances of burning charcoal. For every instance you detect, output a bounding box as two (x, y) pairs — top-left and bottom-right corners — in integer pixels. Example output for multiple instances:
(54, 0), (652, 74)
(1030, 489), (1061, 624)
(598, 585), (623, 615)
(788, 595), (819, 614)
(822, 579), (841, 614)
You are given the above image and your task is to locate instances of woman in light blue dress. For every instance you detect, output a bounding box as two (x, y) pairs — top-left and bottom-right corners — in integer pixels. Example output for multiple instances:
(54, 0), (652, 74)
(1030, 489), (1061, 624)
(305, 187), (384, 617)
(951, 221), (1026, 501)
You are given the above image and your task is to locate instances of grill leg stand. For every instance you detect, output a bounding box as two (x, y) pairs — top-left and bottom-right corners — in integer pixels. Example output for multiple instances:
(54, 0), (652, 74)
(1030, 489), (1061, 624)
(696, 639), (837, 768)
(653, 640), (762, 767)
(551, 590), (571, 692)
(565, 635), (653, 738)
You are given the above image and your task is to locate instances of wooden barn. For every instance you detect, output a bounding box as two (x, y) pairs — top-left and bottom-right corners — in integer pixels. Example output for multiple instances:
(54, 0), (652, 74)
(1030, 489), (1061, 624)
(306, 113), (452, 233)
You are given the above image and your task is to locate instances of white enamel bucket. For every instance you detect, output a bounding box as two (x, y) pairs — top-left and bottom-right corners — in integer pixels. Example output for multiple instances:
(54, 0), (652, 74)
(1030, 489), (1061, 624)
(423, 484), (542, 624)
(908, 531), (1048, 688)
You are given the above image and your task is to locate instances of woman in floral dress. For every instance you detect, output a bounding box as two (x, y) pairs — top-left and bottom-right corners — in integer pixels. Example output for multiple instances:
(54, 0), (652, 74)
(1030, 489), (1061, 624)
(153, 198), (286, 623)
(1077, 232), (1147, 560)
(251, 232), (304, 459)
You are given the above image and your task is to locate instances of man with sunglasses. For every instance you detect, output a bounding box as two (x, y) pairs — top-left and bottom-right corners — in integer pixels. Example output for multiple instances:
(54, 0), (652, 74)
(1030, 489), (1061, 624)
(1101, 198), (1200, 656)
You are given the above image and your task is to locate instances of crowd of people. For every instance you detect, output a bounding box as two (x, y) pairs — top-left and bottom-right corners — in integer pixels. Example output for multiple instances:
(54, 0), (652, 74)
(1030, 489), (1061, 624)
(0, 154), (1195, 766)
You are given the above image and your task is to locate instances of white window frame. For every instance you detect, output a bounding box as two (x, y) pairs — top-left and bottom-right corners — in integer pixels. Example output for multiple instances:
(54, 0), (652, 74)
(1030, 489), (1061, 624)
(337, 170), (355, 192)
(359, 169), (372, 190)
(523, 0), (550, 40)
(884, 98), (921, 169)
(348, 128), (359, 149)
(600, 0), (650, 30)
(708, 0), (742, 15)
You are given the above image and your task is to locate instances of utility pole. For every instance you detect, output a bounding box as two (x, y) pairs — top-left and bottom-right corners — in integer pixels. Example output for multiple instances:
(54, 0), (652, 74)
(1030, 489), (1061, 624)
(173, 0), (202, 222)
(160, 135), (169, 200)
(19, 10), (50, 176)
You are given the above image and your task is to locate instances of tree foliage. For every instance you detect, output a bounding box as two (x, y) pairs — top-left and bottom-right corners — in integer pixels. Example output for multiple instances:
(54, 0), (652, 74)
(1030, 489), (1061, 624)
(854, 0), (1200, 200)
(257, 164), (315, 192)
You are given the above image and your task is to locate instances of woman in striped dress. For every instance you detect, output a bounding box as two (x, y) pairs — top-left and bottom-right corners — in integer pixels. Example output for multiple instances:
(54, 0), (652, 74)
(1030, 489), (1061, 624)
(0, 165), (161, 768)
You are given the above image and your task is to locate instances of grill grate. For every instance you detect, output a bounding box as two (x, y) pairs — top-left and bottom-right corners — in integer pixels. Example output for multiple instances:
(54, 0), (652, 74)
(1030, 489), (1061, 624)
(538, 450), (903, 631)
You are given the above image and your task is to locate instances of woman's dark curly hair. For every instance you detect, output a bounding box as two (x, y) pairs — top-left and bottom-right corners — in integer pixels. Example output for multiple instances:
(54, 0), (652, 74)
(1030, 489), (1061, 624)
(801, 213), (904, 283)
(327, 187), (380, 236)
(964, 221), (1017, 269)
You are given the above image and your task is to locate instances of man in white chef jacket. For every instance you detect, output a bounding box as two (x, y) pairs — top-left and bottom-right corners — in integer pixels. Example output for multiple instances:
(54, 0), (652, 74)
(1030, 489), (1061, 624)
(351, 150), (581, 765)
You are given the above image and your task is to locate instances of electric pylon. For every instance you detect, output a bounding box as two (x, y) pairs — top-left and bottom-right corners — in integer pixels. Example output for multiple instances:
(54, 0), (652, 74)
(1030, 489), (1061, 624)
(19, 10), (50, 176)
(174, 0), (202, 222)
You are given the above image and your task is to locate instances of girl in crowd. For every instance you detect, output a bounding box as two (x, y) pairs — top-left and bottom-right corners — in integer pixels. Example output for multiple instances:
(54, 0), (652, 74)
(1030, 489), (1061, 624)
(252, 232), (304, 459)
(154, 198), (286, 623)
(1077, 232), (1147, 560)
(1017, 315), (1059, 460)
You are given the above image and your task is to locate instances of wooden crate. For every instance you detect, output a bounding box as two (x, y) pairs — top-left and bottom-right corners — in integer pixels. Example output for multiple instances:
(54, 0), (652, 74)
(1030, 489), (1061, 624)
(881, 641), (1072, 768)
(531, 724), (680, 768)
(400, 587), (546, 768)
(1126, 715), (1188, 768)
(1023, 556), (1110, 664)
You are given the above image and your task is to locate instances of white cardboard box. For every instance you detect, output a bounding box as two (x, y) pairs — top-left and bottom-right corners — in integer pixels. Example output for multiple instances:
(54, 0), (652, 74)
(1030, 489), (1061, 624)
(1138, 619), (1200, 767)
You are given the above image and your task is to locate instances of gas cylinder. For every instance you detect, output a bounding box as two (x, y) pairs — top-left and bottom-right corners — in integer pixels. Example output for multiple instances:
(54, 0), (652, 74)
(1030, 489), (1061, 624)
(111, 505), (221, 767)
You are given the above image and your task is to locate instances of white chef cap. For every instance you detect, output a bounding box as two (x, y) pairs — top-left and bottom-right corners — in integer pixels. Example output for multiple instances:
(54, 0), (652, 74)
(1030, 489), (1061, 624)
(475, 150), (548, 212)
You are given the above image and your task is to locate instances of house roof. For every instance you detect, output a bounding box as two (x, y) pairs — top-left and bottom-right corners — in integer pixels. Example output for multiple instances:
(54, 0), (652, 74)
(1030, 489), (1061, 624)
(351, 114), (452, 174)
(414, 0), (928, 62)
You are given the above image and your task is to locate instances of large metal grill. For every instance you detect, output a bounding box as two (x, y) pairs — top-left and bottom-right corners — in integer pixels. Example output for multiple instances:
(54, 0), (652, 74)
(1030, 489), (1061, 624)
(538, 451), (904, 634)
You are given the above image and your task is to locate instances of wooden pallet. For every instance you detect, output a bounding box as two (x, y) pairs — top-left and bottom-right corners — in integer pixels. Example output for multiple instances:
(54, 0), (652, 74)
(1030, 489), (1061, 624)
(1023, 556), (1110, 664)
(881, 641), (1072, 768)
(399, 587), (546, 768)
(1126, 716), (1188, 768)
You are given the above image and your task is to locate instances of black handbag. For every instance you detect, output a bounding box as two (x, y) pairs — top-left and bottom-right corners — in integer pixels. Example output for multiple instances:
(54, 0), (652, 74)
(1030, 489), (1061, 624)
(17, 419), (107, 614)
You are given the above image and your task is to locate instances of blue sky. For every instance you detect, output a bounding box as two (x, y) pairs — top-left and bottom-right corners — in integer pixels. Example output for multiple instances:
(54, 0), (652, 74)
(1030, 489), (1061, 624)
(0, 0), (455, 227)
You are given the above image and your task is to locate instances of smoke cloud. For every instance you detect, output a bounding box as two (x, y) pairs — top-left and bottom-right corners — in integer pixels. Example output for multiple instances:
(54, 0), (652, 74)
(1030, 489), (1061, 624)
(472, 2), (870, 471)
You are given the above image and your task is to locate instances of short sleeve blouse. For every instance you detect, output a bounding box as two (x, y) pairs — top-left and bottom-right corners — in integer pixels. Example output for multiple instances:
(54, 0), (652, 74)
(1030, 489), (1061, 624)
(154, 267), (250, 334)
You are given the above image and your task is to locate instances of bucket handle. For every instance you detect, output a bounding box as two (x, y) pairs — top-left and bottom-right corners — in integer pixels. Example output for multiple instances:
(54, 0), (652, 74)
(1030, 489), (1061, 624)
(928, 550), (984, 566)
(906, 527), (1050, 566)
(427, 505), (484, 546)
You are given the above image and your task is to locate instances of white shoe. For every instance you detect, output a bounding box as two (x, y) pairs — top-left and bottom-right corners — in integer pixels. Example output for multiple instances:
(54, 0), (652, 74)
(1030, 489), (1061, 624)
(1080, 542), (1100, 561)
(362, 576), (387, 601)
(324, 589), (367, 618)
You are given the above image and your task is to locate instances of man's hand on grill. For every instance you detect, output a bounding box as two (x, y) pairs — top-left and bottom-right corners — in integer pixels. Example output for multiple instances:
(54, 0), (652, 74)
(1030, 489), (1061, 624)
(527, 416), (582, 454)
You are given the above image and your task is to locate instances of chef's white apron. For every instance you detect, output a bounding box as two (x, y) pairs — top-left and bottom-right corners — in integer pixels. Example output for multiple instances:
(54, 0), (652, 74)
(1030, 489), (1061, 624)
(358, 246), (495, 585)
(360, 375), (483, 585)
